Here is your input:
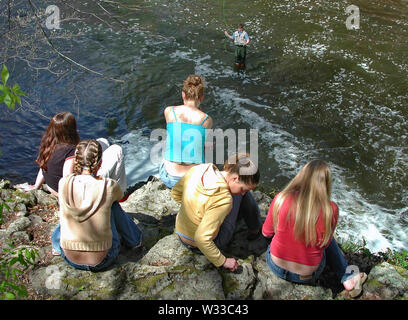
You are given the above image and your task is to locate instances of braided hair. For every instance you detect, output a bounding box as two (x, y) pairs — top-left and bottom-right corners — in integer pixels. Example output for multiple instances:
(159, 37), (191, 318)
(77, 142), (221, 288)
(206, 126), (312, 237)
(73, 139), (102, 176)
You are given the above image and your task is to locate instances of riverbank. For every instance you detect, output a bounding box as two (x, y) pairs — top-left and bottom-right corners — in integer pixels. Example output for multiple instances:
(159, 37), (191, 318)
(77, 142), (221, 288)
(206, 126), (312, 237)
(0, 178), (407, 300)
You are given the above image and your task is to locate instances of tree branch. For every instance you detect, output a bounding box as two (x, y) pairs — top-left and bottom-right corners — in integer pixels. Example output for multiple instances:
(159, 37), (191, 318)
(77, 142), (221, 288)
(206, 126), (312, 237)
(26, 0), (125, 83)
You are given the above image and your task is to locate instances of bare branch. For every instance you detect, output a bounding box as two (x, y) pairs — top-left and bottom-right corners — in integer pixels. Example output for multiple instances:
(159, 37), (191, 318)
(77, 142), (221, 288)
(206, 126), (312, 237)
(26, 0), (125, 83)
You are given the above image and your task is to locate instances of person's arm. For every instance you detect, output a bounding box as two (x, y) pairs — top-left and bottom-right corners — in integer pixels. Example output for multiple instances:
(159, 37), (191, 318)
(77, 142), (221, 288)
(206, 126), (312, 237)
(62, 157), (74, 177)
(262, 193), (280, 238)
(33, 169), (45, 189)
(110, 179), (125, 202)
(194, 193), (233, 268)
(170, 174), (185, 203)
(244, 33), (250, 46)
(203, 116), (214, 150)
(17, 169), (45, 191)
(224, 30), (233, 40)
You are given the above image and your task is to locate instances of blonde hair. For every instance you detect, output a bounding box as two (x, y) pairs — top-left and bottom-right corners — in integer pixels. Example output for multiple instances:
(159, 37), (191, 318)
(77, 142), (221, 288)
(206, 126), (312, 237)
(272, 160), (334, 248)
(223, 153), (260, 186)
(182, 75), (205, 102)
(73, 139), (102, 176)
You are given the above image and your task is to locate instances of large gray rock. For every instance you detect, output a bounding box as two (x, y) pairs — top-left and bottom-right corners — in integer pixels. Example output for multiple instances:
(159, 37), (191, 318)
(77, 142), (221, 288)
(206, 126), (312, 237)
(6, 217), (31, 234)
(253, 253), (333, 300)
(31, 257), (126, 300)
(2, 178), (407, 301)
(118, 234), (225, 300)
(120, 177), (180, 220)
(31, 189), (58, 206)
(362, 262), (408, 300)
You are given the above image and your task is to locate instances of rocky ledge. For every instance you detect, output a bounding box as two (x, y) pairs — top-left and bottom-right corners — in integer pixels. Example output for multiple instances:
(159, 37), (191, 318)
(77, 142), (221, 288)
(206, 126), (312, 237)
(0, 178), (407, 300)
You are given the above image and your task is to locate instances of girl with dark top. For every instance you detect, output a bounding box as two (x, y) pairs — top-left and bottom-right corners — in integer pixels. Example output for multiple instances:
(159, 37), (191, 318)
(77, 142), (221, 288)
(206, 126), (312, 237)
(22, 112), (80, 196)
(262, 160), (367, 298)
(20, 112), (127, 195)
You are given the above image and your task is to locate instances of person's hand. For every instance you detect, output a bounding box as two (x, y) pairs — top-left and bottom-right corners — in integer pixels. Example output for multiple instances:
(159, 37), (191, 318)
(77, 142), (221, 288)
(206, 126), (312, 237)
(224, 30), (229, 36)
(223, 257), (238, 272)
(15, 183), (38, 192)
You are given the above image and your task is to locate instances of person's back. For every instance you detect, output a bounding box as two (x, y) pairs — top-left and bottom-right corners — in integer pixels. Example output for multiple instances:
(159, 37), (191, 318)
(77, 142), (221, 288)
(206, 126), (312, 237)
(160, 75), (213, 189)
(59, 173), (122, 265)
(52, 139), (142, 272)
(262, 160), (368, 297)
(164, 104), (209, 164)
(172, 154), (261, 272)
(264, 192), (338, 272)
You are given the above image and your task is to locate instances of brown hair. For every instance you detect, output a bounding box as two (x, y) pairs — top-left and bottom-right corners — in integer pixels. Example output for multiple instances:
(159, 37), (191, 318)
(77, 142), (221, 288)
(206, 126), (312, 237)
(223, 153), (260, 186)
(36, 112), (80, 171)
(73, 139), (102, 176)
(182, 75), (205, 102)
(272, 159), (334, 248)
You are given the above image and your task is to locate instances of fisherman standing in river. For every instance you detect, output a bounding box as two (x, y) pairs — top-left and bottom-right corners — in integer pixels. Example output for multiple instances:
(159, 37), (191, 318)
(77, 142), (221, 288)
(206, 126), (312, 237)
(224, 24), (250, 70)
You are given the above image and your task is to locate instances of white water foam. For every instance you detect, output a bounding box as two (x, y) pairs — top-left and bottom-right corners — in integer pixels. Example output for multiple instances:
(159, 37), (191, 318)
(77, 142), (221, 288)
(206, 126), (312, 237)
(115, 18), (408, 253)
(116, 130), (161, 187)
(212, 86), (408, 253)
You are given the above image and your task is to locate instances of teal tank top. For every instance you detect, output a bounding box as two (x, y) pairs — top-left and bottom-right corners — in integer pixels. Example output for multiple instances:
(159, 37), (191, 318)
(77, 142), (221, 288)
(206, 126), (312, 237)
(165, 107), (208, 163)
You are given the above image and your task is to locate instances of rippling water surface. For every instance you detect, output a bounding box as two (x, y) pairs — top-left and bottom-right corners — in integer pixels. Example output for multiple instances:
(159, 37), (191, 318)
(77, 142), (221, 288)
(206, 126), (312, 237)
(1, 0), (407, 252)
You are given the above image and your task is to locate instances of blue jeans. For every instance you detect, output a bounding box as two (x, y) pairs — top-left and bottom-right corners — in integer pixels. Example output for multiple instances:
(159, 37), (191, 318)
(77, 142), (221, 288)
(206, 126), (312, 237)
(159, 161), (182, 189)
(266, 238), (353, 285)
(52, 201), (142, 272)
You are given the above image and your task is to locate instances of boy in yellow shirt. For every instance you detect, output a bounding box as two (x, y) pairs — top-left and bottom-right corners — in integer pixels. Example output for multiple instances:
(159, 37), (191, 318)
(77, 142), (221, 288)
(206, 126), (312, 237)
(171, 153), (261, 271)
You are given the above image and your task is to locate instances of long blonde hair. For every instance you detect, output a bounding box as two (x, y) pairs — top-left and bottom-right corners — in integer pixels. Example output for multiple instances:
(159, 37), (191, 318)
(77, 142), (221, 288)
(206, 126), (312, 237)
(272, 160), (334, 248)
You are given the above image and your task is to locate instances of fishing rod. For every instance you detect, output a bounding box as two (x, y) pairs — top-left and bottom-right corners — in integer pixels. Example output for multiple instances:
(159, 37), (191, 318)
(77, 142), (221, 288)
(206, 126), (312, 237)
(222, 0), (228, 51)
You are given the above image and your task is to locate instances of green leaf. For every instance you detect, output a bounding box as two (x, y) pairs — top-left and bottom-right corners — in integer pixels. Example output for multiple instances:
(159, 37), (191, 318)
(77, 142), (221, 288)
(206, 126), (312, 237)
(16, 286), (27, 298)
(3, 202), (10, 211)
(0, 84), (6, 93)
(3, 292), (16, 300)
(9, 257), (19, 267)
(0, 94), (5, 103)
(15, 94), (21, 106)
(1, 65), (9, 85)
(11, 84), (26, 96)
(4, 94), (12, 108)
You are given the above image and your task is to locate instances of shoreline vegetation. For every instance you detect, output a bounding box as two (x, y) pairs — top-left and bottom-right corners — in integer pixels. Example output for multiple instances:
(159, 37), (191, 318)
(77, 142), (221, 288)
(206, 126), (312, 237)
(0, 177), (407, 300)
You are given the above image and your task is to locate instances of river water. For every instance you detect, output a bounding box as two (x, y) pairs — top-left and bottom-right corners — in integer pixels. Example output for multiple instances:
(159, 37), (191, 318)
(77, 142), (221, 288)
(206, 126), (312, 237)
(0, 0), (407, 252)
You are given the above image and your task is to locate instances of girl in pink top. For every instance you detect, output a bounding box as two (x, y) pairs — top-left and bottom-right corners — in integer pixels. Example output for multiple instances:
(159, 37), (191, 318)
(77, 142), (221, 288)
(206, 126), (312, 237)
(262, 160), (367, 298)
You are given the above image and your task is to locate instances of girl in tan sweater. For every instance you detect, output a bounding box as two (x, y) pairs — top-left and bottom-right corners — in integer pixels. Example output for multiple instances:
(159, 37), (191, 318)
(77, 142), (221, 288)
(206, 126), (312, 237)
(51, 139), (142, 271)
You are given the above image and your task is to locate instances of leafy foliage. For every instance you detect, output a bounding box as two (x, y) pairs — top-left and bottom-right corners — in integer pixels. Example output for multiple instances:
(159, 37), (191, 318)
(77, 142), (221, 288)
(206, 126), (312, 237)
(0, 200), (10, 225)
(0, 65), (26, 110)
(0, 240), (39, 300)
(383, 249), (408, 270)
(338, 237), (372, 258)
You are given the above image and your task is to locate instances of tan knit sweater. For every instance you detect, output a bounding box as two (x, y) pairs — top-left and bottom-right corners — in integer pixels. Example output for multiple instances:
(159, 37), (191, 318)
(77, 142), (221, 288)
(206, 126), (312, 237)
(58, 174), (123, 251)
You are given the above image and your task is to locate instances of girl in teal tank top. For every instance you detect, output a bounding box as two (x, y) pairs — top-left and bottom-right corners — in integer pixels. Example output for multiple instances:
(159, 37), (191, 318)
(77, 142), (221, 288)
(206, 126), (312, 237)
(160, 75), (213, 189)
